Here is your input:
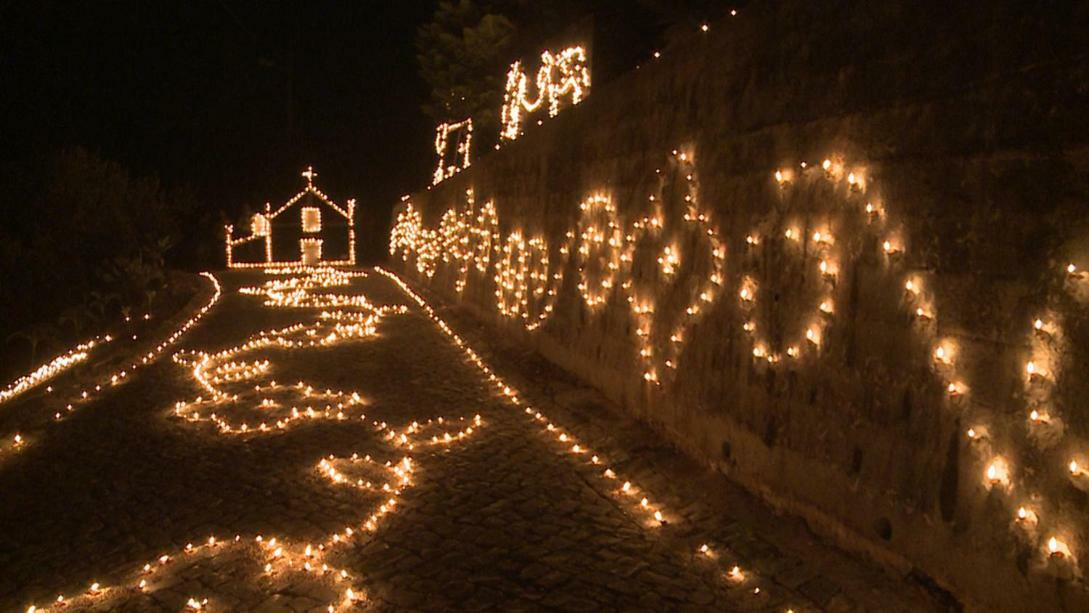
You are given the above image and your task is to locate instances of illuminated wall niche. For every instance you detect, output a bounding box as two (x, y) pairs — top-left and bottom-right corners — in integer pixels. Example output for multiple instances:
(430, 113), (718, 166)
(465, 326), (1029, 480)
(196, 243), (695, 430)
(432, 118), (473, 185)
(500, 46), (590, 141)
(226, 166), (356, 269)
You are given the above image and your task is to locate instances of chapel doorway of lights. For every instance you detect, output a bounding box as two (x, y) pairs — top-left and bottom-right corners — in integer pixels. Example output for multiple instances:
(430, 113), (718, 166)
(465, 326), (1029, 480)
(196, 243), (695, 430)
(300, 238), (322, 265)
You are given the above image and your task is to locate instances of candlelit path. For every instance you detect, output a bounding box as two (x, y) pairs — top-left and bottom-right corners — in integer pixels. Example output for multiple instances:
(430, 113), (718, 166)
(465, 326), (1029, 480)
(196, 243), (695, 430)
(0, 269), (947, 611)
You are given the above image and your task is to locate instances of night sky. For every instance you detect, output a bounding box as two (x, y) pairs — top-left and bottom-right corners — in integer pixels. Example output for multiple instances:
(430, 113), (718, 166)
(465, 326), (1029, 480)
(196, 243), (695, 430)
(1, 1), (435, 260)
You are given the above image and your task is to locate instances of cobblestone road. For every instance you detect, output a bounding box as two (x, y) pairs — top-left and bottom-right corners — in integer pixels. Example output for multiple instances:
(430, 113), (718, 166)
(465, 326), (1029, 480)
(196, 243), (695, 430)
(0, 268), (950, 611)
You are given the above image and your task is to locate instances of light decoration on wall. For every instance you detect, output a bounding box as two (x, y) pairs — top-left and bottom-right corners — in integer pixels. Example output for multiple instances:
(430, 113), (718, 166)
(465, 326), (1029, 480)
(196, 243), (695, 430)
(470, 198), (500, 275)
(432, 118), (473, 185)
(226, 167), (355, 269)
(390, 189), (568, 331)
(575, 195), (622, 309)
(389, 201), (435, 278)
(389, 151), (1089, 580)
(1, 273), (222, 460)
(739, 163), (853, 364)
(622, 149), (726, 385)
(390, 190), (502, 286)
(500, 46), (591, 141)
(493, 230), (567, 326)
(494, 232), (568, 330)
(19, 268), (486, 612)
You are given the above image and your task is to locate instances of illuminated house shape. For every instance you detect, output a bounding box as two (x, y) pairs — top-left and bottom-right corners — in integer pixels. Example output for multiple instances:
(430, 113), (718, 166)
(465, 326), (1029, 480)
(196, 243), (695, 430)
(225, 166), (356, 268)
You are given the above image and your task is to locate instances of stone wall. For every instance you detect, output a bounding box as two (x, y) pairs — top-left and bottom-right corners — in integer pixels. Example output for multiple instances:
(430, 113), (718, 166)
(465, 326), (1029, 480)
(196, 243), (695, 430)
(388, 1), (1089, 609)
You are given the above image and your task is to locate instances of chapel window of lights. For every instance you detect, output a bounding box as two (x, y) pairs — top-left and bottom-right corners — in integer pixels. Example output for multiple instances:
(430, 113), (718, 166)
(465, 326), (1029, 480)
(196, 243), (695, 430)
(301, 207), (321, 233)
(251, 213), (270, 237)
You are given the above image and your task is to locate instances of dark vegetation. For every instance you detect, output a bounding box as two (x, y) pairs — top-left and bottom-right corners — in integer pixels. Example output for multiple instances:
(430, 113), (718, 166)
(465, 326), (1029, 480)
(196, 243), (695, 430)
(0, 148), (218, 378)
(416, 0), (743, 150)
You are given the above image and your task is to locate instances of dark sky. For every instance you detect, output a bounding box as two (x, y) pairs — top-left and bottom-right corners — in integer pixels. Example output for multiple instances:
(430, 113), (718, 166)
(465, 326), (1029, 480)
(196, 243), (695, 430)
(1, 0), (435, 255)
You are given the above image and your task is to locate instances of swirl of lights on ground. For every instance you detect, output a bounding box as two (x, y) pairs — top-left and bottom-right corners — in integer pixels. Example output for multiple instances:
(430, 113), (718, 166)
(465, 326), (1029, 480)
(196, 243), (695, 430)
(20, 267), (486, 612)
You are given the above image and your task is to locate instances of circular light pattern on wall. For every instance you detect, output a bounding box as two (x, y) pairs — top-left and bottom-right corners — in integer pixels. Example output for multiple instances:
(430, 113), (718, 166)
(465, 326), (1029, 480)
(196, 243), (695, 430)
(574, 194), (622, 310)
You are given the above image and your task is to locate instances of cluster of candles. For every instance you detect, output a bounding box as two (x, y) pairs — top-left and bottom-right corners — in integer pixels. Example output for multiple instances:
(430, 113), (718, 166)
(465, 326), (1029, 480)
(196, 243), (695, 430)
(432, 118), (473, 185)
(739, 159), (885, 365)
(238, 267), (370, 308)
(574, 195), (623, 308)
(390, 190), (502, 290)
(494, 231), (567, 330)
(375, 266), (781, 600)
(226, 167), (356, 269)
(500, 46), (591, 141)
(23, 531), (365, 612)
(622, 151), (726, 384)
(172, 268), (406, 433)
(965, 293), (1082, 563)
(2, 273), (222, 459)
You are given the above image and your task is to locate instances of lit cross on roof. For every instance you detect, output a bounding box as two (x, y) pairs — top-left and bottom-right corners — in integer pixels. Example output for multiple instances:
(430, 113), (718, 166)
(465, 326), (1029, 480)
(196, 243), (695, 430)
(301, 166), (318, 186)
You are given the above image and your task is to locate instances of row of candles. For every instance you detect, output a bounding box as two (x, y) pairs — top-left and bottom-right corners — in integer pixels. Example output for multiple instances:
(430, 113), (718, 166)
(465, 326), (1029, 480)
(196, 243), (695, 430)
(2, 273), (223, 460)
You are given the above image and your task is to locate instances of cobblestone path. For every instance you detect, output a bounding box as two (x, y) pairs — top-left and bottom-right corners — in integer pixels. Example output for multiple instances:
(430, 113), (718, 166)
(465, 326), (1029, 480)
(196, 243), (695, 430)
(0, 268), (949, 611)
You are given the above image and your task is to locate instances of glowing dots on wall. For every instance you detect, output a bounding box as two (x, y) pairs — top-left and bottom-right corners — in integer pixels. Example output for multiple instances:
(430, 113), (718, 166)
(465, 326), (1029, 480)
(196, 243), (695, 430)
(471, 199), (500, 275)
(495, 231), (529, 320)
(500, 46), (591, 141)
(494, 232), (569, 329)
(740, 194), (840, 363)
(575, 194), (622, 309)
(389, 202), (439, 278)
(623, 148), (726, 386)
(432, 118), (473, 185)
